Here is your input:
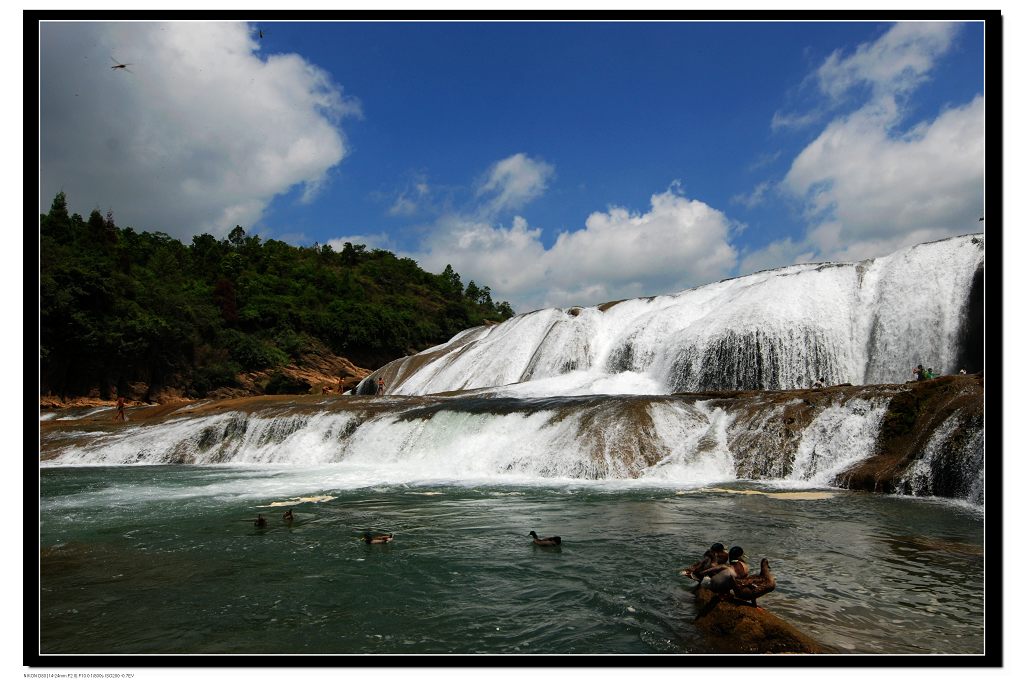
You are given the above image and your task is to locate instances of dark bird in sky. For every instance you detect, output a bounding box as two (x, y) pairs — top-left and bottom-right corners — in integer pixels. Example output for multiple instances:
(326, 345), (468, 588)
(110, 56), (133, 73)
(259, 29), (264, 39)
(979, 217), (984, 221)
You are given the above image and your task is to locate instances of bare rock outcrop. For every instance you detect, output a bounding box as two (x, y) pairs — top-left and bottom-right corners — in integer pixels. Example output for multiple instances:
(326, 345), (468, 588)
(692, 586), (831, 653)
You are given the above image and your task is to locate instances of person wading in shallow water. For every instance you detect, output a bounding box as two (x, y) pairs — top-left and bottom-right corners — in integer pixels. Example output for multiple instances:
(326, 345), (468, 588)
(114, 396), (126, 422)
(377, 377), (385, 395)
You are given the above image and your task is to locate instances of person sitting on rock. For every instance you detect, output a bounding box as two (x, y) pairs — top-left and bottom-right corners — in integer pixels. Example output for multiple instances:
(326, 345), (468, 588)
(915, 364), (927, 382)
(683, 542), (728, 579)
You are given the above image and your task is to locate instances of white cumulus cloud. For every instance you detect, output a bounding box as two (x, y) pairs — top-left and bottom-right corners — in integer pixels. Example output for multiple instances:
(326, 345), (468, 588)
(477, 153), (555, 215)
(816, 22), (959, 101)
(754, 21), (983, 266)
(412, 185), (737, 312)
(40, 21), (359, 239)
(784, 95), (984, 261)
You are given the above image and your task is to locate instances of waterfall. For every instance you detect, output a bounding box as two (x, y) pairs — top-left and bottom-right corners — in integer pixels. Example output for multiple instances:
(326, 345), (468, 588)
(786, 398), (890, 485)
(40, 235), (984, 504)
(896, 409), (985, 505)
(45, 386), (979, 498)
(373, 234), (983, 396)
(45, 398), (700, 481)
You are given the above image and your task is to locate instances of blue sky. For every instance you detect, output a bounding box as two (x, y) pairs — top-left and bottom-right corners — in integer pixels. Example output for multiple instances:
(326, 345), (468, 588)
(39, 20), (986, 311)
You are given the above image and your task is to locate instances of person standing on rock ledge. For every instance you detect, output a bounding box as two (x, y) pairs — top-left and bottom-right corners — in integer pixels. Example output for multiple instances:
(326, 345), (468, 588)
(114, 396), (126, 422)
(377, 377), (386, 395)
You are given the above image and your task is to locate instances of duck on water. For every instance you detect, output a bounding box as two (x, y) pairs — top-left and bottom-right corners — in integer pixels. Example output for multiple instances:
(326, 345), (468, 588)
(529, 531), (561, 546)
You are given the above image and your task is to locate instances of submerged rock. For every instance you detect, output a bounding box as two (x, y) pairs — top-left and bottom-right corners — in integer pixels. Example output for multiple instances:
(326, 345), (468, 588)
(692, 587), (831, 654)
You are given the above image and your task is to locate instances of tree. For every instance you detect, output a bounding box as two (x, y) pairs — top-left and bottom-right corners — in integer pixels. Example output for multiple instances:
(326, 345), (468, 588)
(87, 209), (106, 243)
(441, 264), (463, 296)
(228, 225), (246, 247)
(340, 242), (366, 266)
(48, 191), (69, 223)
(41, 191), (73, 242)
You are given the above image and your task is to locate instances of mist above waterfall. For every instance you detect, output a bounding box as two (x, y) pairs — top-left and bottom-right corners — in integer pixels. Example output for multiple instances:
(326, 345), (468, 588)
(367, 234), (984, 397)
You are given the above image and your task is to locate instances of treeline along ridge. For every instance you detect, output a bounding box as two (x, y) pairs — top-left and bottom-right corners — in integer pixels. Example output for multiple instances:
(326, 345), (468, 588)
(40, 192), (515, 400)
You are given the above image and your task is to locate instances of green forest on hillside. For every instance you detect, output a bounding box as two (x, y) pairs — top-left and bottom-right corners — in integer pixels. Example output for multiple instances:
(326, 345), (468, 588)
(40, 192), (514, 400)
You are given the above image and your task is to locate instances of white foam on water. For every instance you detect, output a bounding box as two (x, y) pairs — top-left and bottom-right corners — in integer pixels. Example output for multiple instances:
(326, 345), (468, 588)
(491, 370), (667, 398)
(55, 407), (112, 421)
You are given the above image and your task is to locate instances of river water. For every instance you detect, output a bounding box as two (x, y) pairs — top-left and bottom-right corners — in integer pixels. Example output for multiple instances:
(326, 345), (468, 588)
(38, 466), (984, 655)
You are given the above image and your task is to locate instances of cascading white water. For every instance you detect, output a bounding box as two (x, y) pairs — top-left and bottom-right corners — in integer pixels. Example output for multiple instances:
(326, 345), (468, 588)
(896, 410), (985, 505)
(41, 236), (984, 503)
(786, 398), (890, 485)
(374, 234), (983, 396)
(47, 401), (696, 481)
(640, 401), (737, 483)
(45, 393), (902, 492)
